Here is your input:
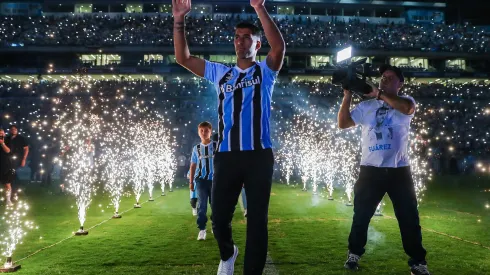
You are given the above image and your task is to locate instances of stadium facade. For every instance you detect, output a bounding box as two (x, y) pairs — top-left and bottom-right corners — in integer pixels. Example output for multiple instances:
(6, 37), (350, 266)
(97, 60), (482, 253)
(0, 0), (488, 82)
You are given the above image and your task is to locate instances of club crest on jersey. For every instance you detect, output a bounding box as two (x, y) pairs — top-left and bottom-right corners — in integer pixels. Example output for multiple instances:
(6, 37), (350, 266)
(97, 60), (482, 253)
(224, 71), (234, 82)
(220, 76), (261, 93)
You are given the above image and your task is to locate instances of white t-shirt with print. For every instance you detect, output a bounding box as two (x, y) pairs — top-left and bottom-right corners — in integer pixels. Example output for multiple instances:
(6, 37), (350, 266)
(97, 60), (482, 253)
(350, 96), (415, 168)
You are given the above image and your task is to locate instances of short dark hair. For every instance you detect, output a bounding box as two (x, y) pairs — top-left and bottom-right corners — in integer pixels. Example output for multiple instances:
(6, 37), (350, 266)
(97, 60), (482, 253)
(235, 22), (262, 38)
(9, 125), (17, 130)
(198, 121), (212, 130)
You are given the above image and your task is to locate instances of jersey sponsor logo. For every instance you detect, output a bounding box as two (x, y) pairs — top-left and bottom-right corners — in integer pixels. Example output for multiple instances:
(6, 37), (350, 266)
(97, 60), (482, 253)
(220, 76), (261, 93)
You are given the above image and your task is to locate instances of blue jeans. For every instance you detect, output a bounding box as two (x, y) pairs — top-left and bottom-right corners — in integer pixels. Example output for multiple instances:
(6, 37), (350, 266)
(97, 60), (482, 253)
(196, 178), (212, 230)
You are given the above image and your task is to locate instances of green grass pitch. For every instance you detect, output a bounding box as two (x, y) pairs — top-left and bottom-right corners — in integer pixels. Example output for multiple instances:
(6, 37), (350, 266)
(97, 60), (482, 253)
(2, 175), (489, 274)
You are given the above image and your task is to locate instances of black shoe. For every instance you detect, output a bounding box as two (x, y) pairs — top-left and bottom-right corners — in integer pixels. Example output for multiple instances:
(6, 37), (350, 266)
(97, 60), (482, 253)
(344, 252), (360, 270)
(411, 264), (430, 275)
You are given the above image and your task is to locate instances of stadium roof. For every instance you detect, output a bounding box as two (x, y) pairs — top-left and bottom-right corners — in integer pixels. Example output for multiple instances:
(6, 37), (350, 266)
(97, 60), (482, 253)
(269, 0), (445, 8)
(20, 0), (446, 8)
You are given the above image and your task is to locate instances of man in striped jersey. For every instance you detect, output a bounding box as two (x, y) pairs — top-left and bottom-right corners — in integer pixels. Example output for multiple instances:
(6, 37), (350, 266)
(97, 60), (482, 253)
(189, 122), (217, 241)
(173, 0), (285, 273)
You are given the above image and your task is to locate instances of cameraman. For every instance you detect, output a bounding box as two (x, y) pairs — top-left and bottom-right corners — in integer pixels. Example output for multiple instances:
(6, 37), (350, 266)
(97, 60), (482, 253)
(338, 65), (430, 275)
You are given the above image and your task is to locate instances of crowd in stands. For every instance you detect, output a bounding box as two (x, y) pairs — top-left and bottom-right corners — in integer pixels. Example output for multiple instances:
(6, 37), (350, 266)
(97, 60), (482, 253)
(397, 64), (430, 72)
(0, 78), (489, 178)
(0, 15), (488, 52)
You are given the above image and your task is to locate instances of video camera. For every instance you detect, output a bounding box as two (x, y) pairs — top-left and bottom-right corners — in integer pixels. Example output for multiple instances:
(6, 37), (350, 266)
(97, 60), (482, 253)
(331, 47), (374, 97)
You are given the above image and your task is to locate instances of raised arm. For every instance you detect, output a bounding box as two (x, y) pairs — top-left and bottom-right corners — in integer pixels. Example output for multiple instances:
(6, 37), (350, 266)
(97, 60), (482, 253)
(251, 0), (285, 71)
(366, 82), (415, 115)
(378, 92), (415, 115)
(338, 90), (356, 129)
(0, 140), (10, 154)
(172, 0), (205, 77)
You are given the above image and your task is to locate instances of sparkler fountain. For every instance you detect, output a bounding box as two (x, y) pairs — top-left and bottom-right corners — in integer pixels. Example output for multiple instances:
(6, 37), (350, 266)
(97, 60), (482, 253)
(0, 191), (36, 272)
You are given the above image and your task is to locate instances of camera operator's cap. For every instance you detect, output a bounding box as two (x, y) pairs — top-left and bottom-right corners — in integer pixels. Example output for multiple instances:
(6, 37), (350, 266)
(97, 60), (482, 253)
(379, 64), (404, 82)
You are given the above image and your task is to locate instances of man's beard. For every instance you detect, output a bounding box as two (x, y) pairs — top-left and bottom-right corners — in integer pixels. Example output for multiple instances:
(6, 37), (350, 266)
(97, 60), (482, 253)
(237, 50), (254, 59)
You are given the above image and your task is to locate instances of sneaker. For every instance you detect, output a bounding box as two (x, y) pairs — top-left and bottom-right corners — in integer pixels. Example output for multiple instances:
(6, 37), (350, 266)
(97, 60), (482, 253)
(192, 208), (197, 216)
(344, 251), (360, 270)
(217, 245), (238, 275)
(6, 201), (13, 207)
(243, 209), (247, 217)
(198, 230), (206, 241)
(411, 264), (430, 275)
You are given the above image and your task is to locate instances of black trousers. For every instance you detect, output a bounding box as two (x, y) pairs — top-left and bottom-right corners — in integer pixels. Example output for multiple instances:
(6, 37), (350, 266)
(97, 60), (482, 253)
(348, 165), (427, 266)
(212, 148), (274, 275)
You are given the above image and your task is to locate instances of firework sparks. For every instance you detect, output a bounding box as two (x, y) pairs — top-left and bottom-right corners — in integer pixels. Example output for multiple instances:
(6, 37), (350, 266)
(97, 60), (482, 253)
(273, 88), (431, 209)
(0, 190), (36, 270)
(57, 97), (99, 234)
